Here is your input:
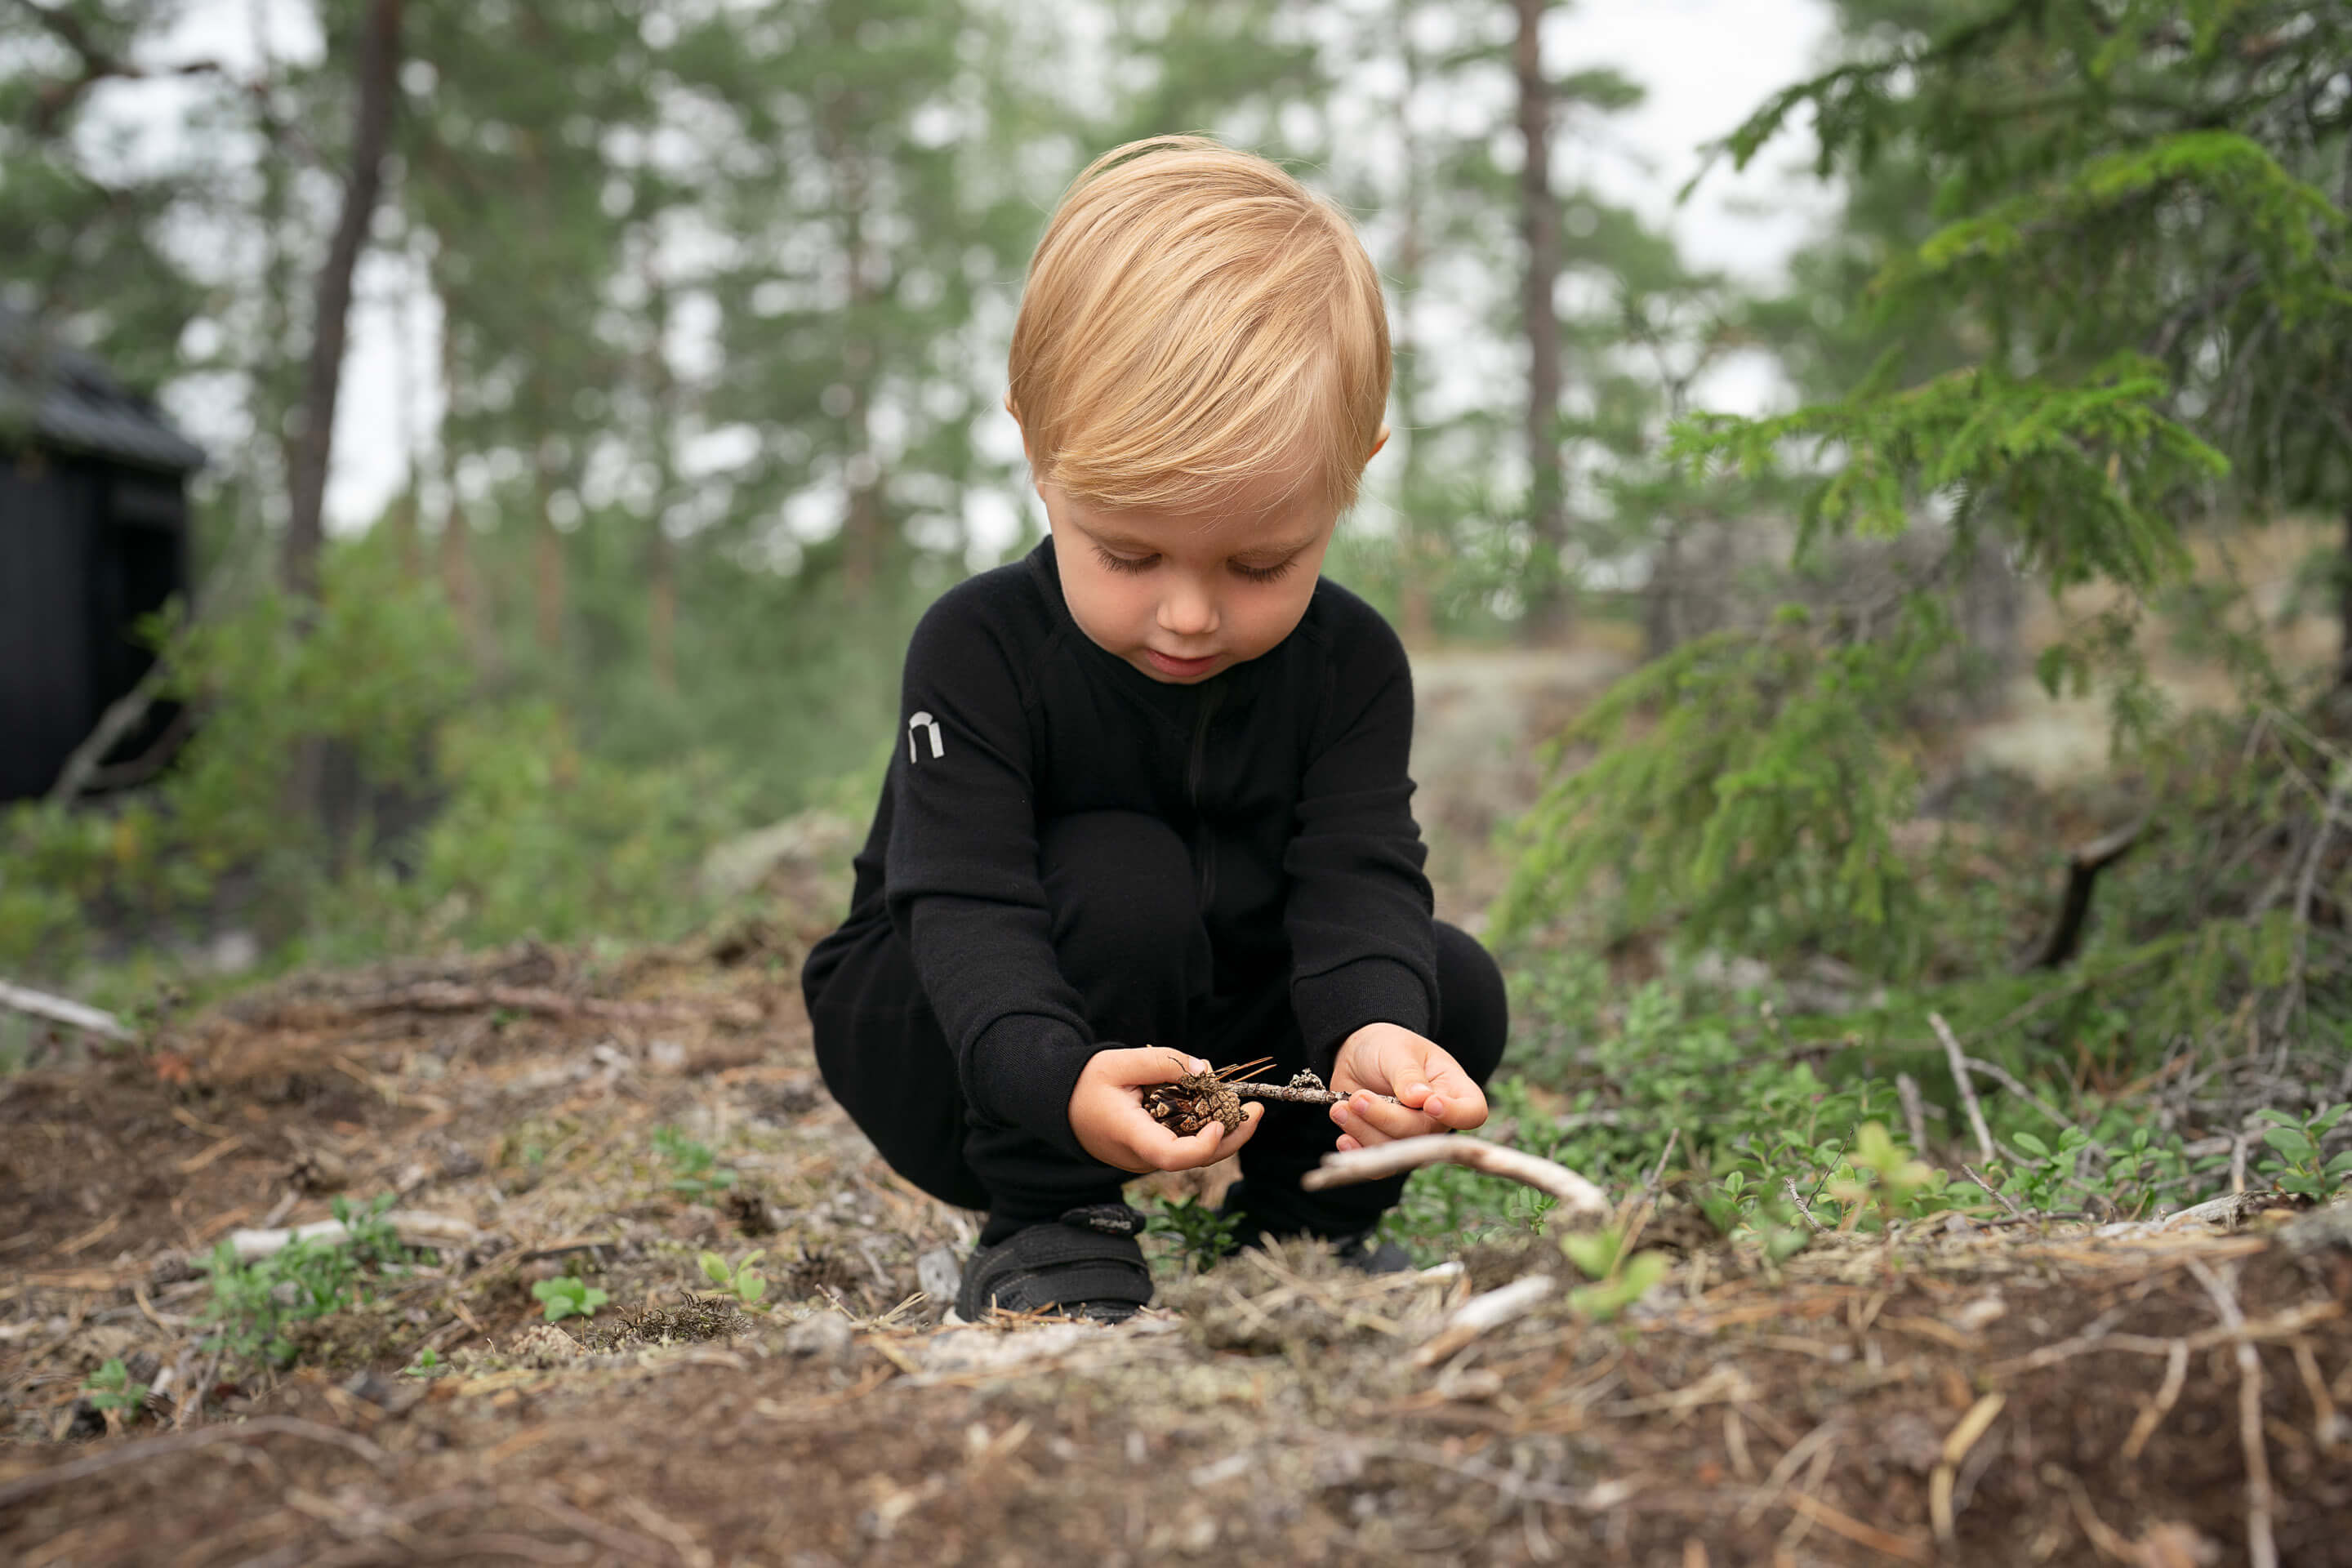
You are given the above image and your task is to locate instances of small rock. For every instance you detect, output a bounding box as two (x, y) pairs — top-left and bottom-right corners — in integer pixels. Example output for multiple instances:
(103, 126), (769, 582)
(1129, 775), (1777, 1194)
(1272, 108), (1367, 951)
(916, 1247), (962, 1303)
(2132, 1522), (2221, 1568)
(648, 1038), (688, 1072)
(513, 1324), (582, 1367)
(782, 1312), (856, 1365)
(1877, 1410), (1944, 1475)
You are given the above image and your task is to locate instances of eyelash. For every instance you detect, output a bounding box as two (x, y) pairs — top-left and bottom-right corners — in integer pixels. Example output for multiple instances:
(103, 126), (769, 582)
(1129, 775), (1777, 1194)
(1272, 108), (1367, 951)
(1093, 547), (1296, 584)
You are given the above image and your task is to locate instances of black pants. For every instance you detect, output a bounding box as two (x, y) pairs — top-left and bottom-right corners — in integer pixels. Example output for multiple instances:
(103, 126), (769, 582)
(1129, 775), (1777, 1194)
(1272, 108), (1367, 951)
(804, 810), (1508, 1245)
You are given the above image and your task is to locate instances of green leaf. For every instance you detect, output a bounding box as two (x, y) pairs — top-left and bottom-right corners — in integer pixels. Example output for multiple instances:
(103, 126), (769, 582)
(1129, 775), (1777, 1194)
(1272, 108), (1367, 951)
(2261, 1128), (2315, 1160)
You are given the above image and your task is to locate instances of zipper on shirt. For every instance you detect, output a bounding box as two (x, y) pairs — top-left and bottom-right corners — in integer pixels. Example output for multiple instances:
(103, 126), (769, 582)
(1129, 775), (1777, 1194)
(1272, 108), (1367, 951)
(1187, 684), (1223, 911)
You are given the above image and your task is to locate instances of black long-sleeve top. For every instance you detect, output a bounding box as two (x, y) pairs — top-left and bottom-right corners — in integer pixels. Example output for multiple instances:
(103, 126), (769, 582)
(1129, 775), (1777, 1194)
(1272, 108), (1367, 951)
(808, 536), (1436, 1159)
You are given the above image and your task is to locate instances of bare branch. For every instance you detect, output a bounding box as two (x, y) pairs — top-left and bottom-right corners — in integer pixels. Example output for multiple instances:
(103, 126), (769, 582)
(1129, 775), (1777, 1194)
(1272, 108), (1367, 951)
(1303, 1134), (1610, 1218)
(0, 978), (135, 1041)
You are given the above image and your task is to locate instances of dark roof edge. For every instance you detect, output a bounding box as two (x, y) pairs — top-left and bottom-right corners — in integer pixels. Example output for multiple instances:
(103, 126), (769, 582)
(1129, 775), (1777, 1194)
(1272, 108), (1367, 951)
(0, 305), (207, 474)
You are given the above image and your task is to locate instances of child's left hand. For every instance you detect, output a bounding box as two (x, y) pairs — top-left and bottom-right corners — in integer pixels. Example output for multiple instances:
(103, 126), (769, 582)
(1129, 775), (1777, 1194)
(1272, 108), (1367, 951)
(1327, 1022), (1489, 1150)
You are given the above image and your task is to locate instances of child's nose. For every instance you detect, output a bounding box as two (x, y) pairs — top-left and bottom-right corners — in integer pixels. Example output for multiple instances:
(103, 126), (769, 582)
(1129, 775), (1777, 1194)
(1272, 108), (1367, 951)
(1158, 579), (1218, 638)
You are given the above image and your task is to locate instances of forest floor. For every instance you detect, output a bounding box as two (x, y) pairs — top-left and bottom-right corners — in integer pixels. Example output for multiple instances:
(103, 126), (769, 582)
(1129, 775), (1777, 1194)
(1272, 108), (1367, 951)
(5, 626), (2351, 1566)
(3, 935), (2350, 1566)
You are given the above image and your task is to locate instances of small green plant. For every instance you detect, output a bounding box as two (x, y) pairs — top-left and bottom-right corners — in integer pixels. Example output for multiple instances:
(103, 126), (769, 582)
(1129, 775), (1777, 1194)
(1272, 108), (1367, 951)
(651, 1125), (738, 1201)
(1828, 1121), (1945, 1227)
(2253, 1103), (2352, 1200)
(402, 1348), (445, 1379)
(2003, 1127), (2096, 1211)
(532, 1276), (609, 1323)
(81, 1358), (149, 1419)
(697, 1249), (771, 1308)
(198, 1193), (419, 1366)
(1560, 1225), (1670, 1322)
(1143, 1193), (1240, 1274)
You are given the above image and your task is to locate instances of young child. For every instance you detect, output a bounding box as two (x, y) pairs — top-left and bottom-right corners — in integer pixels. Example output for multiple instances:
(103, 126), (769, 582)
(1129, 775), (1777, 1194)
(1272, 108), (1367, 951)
(800, 135), (1507, 1321)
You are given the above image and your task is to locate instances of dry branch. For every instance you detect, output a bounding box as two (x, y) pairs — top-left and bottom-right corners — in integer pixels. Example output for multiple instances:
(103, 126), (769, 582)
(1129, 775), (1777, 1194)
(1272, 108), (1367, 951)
(0, 978), (135, 1041)
(2189, 1258), (2277, 1568)
(1301, 1135), (1609, 1218)
(224, 1210), (480, 1263)
(1930, 1012), (1995, 1162)
(2023, 817), (2146, 970)
(1414, 1274), (1558, 1366)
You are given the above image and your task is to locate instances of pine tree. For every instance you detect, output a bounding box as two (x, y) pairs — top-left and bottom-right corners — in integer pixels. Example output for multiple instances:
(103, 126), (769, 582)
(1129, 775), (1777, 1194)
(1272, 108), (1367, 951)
(1503, 0), (2351, 1031)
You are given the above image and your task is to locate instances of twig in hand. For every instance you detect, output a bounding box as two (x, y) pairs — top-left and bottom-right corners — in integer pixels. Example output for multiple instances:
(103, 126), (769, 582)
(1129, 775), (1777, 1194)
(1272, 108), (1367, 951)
(1303, 1135), (1609, 1218)
(0, 1417), (390, 1511)
(1962, 1165), (2033, 1227)
(1929, 1013), (1994, 1162)
(2188, 1258), (2277, 1568)
(1227, 1067), (1398, 1110)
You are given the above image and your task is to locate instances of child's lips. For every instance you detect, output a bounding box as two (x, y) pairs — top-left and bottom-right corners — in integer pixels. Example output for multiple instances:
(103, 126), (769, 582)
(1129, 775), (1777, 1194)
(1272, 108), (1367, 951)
(1145, 648), (1218, 675)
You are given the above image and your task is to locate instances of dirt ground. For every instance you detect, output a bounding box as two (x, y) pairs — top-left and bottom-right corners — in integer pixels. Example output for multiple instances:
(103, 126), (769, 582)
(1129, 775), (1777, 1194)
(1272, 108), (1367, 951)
(2, 929), (2348, 1568)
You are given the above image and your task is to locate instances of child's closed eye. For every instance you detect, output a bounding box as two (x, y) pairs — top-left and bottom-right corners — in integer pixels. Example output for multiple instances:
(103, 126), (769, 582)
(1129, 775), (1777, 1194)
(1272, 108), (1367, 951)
(1093, 546), (1156, 575)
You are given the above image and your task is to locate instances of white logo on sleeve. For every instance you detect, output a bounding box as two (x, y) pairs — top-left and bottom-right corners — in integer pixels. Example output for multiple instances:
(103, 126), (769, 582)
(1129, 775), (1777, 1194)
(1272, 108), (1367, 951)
(906, 710), (945, 762)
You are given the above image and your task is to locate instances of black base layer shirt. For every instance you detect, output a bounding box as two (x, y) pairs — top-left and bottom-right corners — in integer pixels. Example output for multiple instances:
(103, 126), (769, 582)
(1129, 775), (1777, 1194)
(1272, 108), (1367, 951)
(808, 537), (1437, 1159)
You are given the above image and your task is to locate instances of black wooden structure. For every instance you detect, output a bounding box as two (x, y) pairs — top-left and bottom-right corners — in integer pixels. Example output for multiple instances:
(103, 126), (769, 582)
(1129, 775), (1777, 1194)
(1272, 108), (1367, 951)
(2, 308), (205, 802)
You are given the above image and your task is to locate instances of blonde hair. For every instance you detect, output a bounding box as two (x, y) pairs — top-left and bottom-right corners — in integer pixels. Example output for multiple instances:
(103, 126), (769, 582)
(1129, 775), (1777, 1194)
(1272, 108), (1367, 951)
(1007, 135), (1390, 517)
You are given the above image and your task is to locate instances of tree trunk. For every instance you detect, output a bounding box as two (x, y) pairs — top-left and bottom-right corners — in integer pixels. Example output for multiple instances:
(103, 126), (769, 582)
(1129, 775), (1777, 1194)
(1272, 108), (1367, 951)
(1512, 0), (1568, 639)
(532, 437), (567, 659)
(826, 105), (885, 598)
(645, 267), (680, 693)
(283, 0), (405, 600)
(2338, 495), (2352, 693)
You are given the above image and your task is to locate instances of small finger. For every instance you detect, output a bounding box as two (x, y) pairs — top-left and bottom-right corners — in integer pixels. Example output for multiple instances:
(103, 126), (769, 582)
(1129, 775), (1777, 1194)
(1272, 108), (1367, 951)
(1350, 1090), (1437, 1141)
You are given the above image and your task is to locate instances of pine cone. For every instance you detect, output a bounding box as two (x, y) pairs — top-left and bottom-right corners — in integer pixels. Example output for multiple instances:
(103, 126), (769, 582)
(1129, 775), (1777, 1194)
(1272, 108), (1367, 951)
(1141, 1071), (1246, 1137)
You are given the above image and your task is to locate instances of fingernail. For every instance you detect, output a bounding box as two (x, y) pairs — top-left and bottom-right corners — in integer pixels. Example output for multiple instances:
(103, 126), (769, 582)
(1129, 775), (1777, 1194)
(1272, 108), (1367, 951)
(1407, 1083), (1430, 1100)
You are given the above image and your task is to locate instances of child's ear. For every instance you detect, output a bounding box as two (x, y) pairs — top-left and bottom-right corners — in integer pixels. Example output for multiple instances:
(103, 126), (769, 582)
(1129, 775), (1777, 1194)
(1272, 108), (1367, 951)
(1368, 423), (1391, 462)
(1004, 391), (1045, 495)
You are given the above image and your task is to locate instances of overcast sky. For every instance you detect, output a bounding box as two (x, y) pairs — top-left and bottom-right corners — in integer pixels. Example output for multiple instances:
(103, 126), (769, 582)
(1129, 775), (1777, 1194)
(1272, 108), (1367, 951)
(131, 0), (1837, 533)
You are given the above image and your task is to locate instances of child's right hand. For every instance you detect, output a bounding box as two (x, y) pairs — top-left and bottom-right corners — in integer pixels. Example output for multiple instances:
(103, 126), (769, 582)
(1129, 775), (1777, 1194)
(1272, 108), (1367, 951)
(1068, 1046), (1263, 1174)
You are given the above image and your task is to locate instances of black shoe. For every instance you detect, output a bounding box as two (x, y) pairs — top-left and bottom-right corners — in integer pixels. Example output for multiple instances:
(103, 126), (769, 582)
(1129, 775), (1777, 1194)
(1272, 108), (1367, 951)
(954, 1204), (1153, 1323)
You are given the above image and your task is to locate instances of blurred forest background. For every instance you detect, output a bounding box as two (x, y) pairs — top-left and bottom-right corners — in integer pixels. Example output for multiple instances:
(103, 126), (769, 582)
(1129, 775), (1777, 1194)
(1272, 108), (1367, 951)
(3, 0), (2349, 1219)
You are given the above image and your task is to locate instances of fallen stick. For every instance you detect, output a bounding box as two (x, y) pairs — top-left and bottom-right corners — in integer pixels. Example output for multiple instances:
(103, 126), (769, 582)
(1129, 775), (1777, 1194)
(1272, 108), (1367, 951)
(0, 1416), (390, 1511)
(1928, 1013), (1994, 1162)
(220, 1210), (480, 1263)
(1302, 1135), (1609, 1218)
(0, 979), (135, 1042)
(2189, 1258), (2277, 1568)
(1414, 1273), (1558, 1366)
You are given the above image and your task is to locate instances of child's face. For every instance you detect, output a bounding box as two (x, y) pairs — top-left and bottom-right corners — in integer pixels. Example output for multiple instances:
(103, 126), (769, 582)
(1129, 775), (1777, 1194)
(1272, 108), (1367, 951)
(1038, 464), (1338, 684)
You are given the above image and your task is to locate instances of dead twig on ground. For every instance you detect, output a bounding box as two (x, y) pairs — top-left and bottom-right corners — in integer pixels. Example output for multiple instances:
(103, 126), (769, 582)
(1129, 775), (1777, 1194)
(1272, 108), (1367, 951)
(0, 979), (134, 1042)
(2187, 1258), (2277, 1568)
(1414, 1275), (1559, 1367)
(2120, 1339), (2191, 1461)
(1302, 1135), (1609, 1218)
(1896, 1074), (1929, 1158)
(224, 1210), (481, 1263)
(1963, 1165), (2033, 1227)
(1930, 1013), (1995, 1162)
(1929, 1393), (2004, 1547)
